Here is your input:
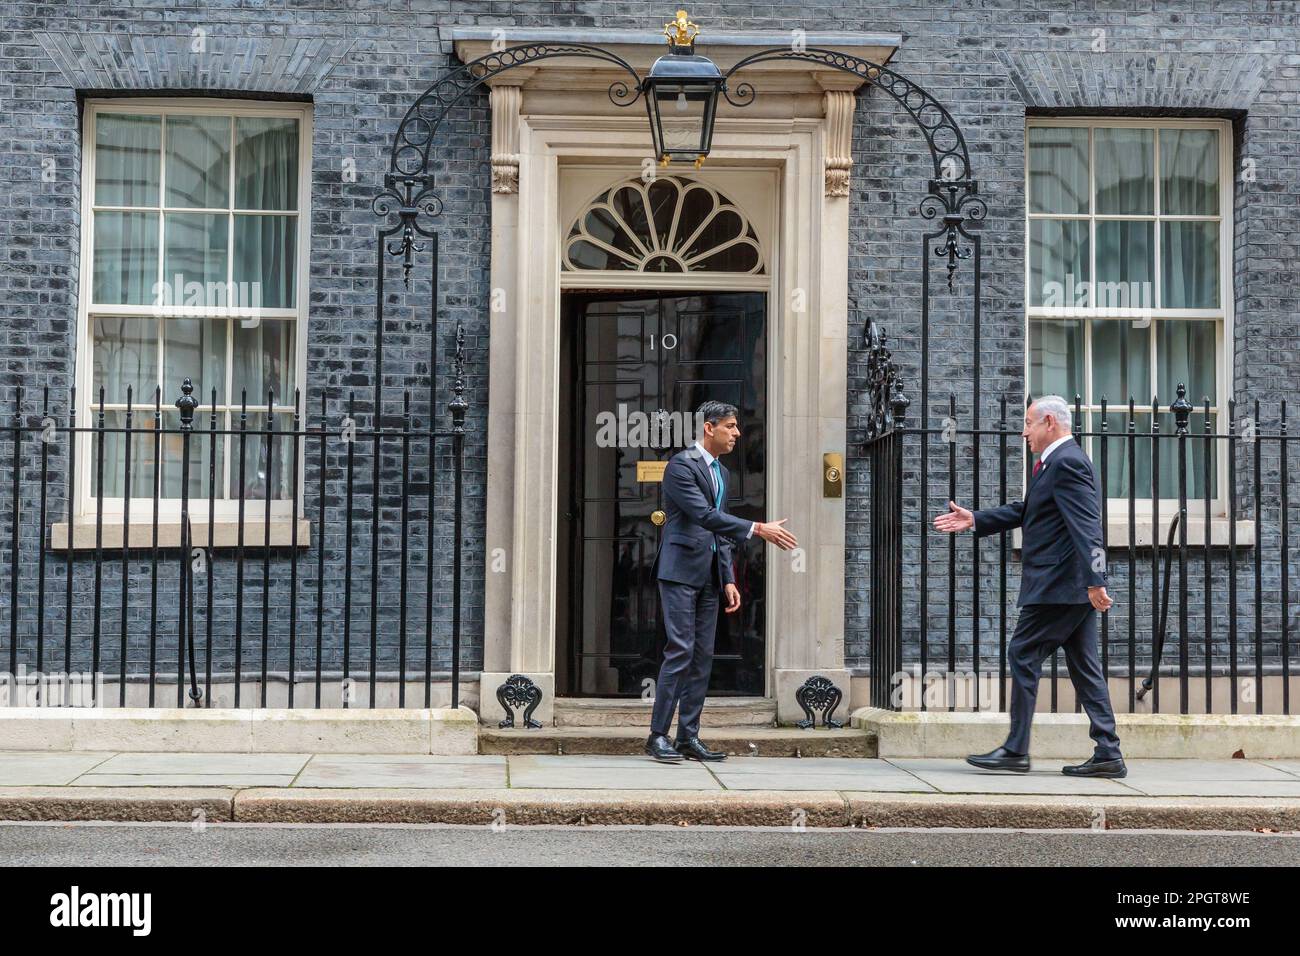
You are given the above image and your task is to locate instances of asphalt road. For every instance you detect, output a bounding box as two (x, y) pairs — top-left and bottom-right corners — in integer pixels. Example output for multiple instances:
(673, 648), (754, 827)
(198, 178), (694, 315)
(2, 822), (1297, 867)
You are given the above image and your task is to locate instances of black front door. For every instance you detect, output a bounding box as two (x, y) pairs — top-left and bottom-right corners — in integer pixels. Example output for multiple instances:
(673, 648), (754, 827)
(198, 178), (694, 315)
(557, 291), (767, 697)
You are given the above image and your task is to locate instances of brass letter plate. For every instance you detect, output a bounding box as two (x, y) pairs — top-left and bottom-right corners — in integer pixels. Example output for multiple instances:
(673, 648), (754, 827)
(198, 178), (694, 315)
(637, 460), (667, 482)
(823, 452), (843, 498)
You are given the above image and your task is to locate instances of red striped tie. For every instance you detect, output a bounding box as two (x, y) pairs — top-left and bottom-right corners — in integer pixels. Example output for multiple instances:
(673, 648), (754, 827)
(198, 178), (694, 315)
(1033, 458), (1043, 477)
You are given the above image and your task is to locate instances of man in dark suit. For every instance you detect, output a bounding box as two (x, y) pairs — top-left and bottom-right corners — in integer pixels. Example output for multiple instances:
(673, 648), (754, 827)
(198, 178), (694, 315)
(934, 395), (1125, 778)
(646, 400), (798, 763)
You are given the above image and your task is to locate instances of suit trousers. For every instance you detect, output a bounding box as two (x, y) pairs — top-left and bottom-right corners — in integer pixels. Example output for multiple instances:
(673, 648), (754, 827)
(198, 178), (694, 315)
(650, 578), (720, 740)
(1005, 603), (1122, 760)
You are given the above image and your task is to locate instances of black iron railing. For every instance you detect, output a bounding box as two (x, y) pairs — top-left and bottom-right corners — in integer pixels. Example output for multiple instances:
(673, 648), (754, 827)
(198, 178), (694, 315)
(0, 377), (467, 709)
(865, 370), (1297, 716)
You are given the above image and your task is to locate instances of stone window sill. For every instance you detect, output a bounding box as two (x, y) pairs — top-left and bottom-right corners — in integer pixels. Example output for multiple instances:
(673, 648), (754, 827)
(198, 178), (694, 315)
(50, 519), (312, 551)
(1009, 517), (1255, 551)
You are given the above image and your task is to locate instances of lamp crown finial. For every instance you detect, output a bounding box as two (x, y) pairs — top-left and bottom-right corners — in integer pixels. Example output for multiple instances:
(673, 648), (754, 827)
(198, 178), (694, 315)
(664, 9), (699, 48)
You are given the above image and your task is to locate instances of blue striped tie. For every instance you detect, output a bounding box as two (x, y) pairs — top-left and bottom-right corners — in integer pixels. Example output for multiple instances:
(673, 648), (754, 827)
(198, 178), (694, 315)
(710, 460), (723, 551)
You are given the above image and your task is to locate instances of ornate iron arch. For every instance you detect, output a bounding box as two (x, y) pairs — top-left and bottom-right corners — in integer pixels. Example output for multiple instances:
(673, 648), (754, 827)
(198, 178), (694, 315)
(375, 43), (987, 292)
(721, 48), (987, 292)
(373, 44), (646, 286)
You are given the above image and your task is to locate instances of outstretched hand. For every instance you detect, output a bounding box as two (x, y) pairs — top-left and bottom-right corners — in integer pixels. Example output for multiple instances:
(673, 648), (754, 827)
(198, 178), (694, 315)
(934, 500), (974, 533)
(756, 518), (798, 550)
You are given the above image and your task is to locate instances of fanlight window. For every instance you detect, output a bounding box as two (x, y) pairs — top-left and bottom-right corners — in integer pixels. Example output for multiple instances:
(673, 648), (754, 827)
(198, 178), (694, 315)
(563, 176), (764, 274)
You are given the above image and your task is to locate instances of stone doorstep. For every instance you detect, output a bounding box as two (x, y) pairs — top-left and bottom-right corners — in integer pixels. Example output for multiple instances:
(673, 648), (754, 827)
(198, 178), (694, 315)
(480, 725), (875, 757)
(0, 708), (479, 755)
(552, 697), (777, 728)
(853, 707), (1300, 759)
(2, 787), (1298, 830)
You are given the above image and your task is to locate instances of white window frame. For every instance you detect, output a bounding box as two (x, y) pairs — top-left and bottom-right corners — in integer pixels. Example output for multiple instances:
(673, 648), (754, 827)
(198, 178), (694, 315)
(1024, 116), (1233, 516)
(75, 97), (312, 522)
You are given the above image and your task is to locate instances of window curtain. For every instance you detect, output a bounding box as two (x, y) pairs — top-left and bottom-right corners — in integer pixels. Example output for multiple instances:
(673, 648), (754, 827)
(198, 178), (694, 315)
(1157, 321), (1217, 499)
(1030, 220), (1088, 306)
(1092, 321), (1151, 497)
(234, 118), (298, 310)
(1161, 221), (1218, 309)
(93, 317), (157, 404)
(1028, 127), (1088, 214)
(232, 320), (294, 500)
(1161, 129), (1219, 214)
(1094, 128), (1153, 214)
(93, 212), (159, 306)
(1028, 320), (1082, 399)
(94, 114), (159, 206)
(93, 115), (160, 306)
(1160, 129), (1219, 309)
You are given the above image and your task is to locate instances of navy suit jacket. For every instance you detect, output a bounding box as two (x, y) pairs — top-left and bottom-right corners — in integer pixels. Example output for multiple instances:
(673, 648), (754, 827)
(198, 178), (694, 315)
(973, 438), (1107, 607)
(654, 446), (752, 588)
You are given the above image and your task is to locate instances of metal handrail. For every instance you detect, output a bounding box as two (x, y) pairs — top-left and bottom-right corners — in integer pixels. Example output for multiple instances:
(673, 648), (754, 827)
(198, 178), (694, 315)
(1137, 512), (1182, 701)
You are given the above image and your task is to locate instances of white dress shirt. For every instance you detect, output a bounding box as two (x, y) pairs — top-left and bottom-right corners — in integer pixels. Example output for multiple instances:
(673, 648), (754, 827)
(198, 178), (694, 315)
(692, 441), (755, 538)
(1037, 435), (1072, 467)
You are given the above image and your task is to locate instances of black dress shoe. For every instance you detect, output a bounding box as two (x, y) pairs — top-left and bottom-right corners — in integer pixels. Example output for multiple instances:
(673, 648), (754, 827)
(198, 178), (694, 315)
(1062, 755), (1127, 778)
(645, 733), (684, 763)
(675, 736), (727, 761)
(965, 746), (1030, 773)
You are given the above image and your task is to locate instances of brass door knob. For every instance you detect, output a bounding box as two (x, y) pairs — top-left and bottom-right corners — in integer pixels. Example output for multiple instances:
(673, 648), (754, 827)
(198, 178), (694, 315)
(651, 510), (666, 526)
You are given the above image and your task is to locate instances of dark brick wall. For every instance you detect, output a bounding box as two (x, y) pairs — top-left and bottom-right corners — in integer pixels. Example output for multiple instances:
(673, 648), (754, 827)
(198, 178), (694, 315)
(0, 1), (1297, 689)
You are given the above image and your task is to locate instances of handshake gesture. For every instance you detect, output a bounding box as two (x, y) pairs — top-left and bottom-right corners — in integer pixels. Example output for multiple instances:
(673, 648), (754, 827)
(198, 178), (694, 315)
(755, 518), (798, 550)
(933, 501), (974, 533)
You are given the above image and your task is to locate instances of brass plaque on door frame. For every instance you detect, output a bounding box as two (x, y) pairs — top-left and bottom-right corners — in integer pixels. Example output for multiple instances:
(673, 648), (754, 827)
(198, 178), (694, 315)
(637, 460), (668, 482)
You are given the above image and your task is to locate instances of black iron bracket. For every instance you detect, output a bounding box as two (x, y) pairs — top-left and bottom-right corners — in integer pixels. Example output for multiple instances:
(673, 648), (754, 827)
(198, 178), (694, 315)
(497, 674), (544, 729)
(794, 675), (844, 729)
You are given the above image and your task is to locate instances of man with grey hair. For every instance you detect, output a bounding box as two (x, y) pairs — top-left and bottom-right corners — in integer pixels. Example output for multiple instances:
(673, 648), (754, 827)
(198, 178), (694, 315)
(934, 395), (1125, 777)
(646, 399), (798, 763)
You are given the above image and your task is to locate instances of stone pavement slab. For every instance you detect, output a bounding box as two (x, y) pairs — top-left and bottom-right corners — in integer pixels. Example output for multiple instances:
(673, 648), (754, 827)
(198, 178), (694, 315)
(1119, 759), (1299, 780)
(0, 752), (117, 786)
(67, 751), (311, 788)
(708, 756), (935, 792)
(84, 752), (312, 775)
(1106, 759), (1300, 797)
(1253, 760), (1300, 778)
(71, 774), (302, 787)
(882, 758), (1142, 796)
(506, 754), (721, 790)
(294, 754), (507, 789)
(1122, 779), (1300, 798)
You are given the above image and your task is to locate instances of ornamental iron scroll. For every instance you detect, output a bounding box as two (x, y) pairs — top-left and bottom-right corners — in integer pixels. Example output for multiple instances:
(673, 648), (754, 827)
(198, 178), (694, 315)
(374, 43), (646, 287)
(794, 675), (844, 729)
(497, 674), (545, 729)
(863, 319), (909, 442)
(720, 47), (987, 292)
(387, 44), (644, 180)
(449, 324), (469, 433)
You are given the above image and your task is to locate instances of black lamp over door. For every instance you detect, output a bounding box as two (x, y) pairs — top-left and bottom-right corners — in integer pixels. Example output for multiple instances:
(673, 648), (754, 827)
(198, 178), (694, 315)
(642, 10), (724, 168)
